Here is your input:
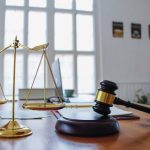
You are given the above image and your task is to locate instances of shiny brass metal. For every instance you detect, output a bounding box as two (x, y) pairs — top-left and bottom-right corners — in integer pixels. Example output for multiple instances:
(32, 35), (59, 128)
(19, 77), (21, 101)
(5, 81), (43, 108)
(12, 36), (18, 122)
(0, 120), (32, 138)
(22, 102), (65, 110)
(95, 91), (115, 105)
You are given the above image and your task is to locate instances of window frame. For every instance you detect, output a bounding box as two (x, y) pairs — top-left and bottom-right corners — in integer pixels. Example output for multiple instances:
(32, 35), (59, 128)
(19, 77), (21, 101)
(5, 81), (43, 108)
(0, 0), (98, 97)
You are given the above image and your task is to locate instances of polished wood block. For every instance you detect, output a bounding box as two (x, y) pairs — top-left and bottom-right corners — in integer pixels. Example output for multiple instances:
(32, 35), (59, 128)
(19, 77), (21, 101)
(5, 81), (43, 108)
(56, 112), (119, 136)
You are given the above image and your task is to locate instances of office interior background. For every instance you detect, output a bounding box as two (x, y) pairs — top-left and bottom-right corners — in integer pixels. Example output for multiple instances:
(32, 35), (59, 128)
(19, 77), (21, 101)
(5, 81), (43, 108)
(0, 0), (150, 103)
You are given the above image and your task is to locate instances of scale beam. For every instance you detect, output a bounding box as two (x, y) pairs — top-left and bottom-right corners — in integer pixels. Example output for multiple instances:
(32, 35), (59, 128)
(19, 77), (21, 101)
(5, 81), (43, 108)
(20, 43), (49, 51)
(0, 45), (12, 53)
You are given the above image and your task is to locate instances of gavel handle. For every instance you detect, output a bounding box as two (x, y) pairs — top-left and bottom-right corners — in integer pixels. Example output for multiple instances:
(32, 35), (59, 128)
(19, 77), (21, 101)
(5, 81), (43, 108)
(114, 97), (150, 114)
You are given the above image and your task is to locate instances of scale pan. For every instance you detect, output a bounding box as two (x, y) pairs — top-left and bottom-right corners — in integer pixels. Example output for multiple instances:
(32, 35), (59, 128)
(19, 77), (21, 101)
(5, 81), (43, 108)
(0, 99), (7, 104)
(22, 102), (65, 110)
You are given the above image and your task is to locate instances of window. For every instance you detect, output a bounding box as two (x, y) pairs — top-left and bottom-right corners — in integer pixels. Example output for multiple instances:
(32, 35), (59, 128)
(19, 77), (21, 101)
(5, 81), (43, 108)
(0, 0), (96, 98)
(77, 56), (95, 93)
(76, 14), (94, 51)
(6, 0), (24, 6)
(55, 0), (73, 9)
(28, 11), (47, 47)
(55, 13), (73, 50)
(5, 10), (24, 46)
(4, 54), (24, 96)
(54, 0), (96, 94)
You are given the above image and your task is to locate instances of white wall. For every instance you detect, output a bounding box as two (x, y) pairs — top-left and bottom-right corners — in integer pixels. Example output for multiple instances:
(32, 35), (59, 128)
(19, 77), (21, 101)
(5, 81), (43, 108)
(97, 0), (150, 102)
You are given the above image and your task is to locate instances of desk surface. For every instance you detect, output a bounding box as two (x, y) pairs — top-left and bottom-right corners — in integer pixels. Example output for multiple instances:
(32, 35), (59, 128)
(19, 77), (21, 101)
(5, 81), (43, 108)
(0, 102), (150, 150)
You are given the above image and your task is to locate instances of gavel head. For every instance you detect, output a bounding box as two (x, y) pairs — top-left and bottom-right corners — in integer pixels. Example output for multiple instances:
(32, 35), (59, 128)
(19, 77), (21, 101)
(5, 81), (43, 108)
(93, 80), (118, 116)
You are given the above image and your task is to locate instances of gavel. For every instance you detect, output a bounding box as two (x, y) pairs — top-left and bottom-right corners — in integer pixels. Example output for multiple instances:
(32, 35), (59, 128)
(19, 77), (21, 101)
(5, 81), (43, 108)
(93, 80), (150, 116)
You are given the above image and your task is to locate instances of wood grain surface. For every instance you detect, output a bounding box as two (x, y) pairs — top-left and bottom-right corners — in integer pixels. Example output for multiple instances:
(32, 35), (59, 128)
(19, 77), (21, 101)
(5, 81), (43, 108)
(0, 102), (149, 150)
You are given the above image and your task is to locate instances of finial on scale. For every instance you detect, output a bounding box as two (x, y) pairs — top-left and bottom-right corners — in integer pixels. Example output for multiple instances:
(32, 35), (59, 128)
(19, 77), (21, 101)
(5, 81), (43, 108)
(12, 35), (20, 48)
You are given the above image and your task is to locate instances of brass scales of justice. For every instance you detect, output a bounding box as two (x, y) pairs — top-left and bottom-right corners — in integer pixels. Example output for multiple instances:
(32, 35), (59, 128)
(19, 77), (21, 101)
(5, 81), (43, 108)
(0, 36), (92, 138)
(0, 36), (66, 138)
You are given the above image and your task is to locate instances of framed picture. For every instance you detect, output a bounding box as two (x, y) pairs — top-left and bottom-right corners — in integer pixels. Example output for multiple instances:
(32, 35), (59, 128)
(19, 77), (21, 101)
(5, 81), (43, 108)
(148, 25), (150, 39)
(112, 22), (124, 37)
(131, 23), (141, 39)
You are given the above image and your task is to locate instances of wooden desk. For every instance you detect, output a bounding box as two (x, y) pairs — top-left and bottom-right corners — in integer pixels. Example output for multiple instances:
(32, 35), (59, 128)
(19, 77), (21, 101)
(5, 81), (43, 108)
(0, 102), (150, 150)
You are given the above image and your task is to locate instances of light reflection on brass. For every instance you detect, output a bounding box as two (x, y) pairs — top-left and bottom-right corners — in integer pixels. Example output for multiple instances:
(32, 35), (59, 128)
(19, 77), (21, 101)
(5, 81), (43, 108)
(0, 120), (32, 138)
(96, 91), (115, 105)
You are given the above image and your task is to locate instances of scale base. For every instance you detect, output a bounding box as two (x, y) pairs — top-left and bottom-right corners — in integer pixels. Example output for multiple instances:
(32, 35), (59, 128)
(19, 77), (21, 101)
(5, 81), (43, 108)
(56, 112), (119, 137)
(0, 120), (32, 138)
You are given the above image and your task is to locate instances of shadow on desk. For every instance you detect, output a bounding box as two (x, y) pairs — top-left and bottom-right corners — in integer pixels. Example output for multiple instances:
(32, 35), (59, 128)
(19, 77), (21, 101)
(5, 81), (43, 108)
(56, 131), (119, 143)
(56, 125), (150, 150)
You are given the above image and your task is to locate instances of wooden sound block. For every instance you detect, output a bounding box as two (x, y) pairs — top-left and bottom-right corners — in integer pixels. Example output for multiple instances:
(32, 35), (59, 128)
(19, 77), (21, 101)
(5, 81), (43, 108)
(55, 112), (119, 137)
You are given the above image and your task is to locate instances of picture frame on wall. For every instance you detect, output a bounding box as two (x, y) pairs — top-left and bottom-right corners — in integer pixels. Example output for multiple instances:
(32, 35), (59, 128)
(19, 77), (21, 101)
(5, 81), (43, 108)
(112, 22), (124, 38)
(131, 23), (141, 39)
